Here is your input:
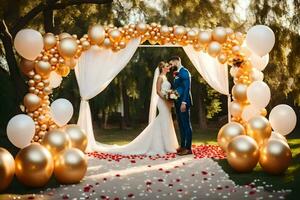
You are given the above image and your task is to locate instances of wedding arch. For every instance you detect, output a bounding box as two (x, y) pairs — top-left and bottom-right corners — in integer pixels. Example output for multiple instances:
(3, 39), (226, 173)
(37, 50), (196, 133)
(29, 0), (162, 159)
(13, 23), (277, 151)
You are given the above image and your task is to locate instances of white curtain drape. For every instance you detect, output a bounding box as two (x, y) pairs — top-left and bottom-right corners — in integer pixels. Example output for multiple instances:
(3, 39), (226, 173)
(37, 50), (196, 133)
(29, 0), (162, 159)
(75, 38), (140, 151)
(183, 46), (231, 121)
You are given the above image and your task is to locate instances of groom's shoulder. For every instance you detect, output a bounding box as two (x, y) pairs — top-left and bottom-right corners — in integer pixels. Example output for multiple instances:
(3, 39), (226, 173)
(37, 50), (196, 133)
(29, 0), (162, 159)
(181, 67), (190, 75)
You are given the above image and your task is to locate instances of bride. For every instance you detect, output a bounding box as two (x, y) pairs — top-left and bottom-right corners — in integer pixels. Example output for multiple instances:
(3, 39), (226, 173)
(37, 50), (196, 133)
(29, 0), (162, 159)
(92, 61), (179, 155)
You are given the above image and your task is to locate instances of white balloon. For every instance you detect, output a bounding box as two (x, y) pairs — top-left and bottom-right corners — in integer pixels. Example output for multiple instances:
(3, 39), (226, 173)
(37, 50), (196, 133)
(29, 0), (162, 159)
(270, 131), (288, 144)
(246, 25), (275, 56)
(14, 29), (44, 60)
(49, 71), (62, 88)
(269, 104), (297, 136)
(241, 105), (260, 121)
(50, 98), (73, 127)
(230, 67), (239, 77)
(247, 81), (271, 109)
(250, 68), (264, 81)
(249, 53), (269, 71)
(7, 114), (35, 148)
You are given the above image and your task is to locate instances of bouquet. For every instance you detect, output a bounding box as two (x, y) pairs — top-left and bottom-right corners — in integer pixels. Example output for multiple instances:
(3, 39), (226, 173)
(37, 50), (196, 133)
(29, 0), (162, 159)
(165, 89), (179, 100)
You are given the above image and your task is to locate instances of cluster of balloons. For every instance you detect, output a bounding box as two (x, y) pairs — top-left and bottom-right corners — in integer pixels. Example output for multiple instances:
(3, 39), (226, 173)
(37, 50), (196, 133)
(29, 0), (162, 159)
(0, 124), (87, 191)
(218, 25), (297, 175)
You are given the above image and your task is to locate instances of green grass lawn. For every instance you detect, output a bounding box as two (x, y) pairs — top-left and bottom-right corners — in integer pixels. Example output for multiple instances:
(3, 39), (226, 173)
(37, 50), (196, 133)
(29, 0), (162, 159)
(1, 124), (300, 199)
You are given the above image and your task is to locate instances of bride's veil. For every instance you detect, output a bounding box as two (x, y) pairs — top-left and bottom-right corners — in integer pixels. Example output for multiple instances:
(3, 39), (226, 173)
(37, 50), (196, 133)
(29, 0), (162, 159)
(148, 67), (160, 124)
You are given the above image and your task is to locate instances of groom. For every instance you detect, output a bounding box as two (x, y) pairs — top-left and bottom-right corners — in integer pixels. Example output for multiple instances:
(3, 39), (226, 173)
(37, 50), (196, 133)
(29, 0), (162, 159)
(169, 56), (193, 156)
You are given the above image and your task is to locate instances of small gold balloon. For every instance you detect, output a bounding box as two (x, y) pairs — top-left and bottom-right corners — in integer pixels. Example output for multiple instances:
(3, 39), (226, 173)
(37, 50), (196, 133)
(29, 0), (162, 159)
(41, 129), (71, 156)
(232, 83), (248, 102)
(58, 38), (78, 58)
(81, 40), (91, 50)
(173, 26), (186, 39)
(212, 27), (227, 43)
(136, 22), (147, 34)
(15, 143), (54, 187)
(59, 32), (72, 40)
(0, 148), (15, 192)
(20, 58), (35, 74)
(54, 148), (87, 184)
(207, 41), (221, 57)
(260, 108), (267, 117)
(229, 101), (244, 118)
(187, 30), (197, 40)
(56, 65), (70, 77)
(64, 124), (88, 152)
(65, 58), (77, 69)
(109, 29), (122, 43)
(103, 38), (111, 48)
(227, 135), (259, 172)
(88, 25), (105, 45)
(217, 122), (246, 151)
(160, 25), (170, 36)
(35, 60), (51, 78)
(44, 33), (57, 50)
(259, 139), (292, 175)
(198, 31), (212, 44)
(246, 116), (272, 146)
(217, 53), (227, 64)
(24, 93), (41, 112)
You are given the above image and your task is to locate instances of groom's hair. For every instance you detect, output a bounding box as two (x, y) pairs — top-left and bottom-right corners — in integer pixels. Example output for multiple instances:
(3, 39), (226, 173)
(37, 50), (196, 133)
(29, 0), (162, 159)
(168, 56), (181, 62)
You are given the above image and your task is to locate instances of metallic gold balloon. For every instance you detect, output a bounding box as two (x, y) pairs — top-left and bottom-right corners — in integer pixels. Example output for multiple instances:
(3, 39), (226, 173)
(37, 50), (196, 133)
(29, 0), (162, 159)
(103, 38), (111, 48)
(173, 26), (186, 39)
(35, 60), (51, 78)
(260, 108), (267, 117)
(109, 29), (122, 43)
(41, 129), (71, 156)
(64, 124), (88, 152)
(217, 122), (246, 151)
(58, 38), (78, 58)
(81, 40), (91, 50)
(65, 58), (77, 69)
(88, 25), (105, 45)
(227, 135), (259, 172)
(212, 27), (227, 43)
(160, 25), (170, 36)
(246, 116), (272, 146)
(187, 30), (197, 40)
(15, 143), (54, 187)
(20, 58), (35, 74)
(198, 31), (212, 44)
(44, 33), (57, 50)
(0, 148), (15, 191)
(229, 101), (244, 118)
(23, 93), (41, 112)
(259, 139), (292, 175)
(217, 53), (227, 64)
(136, 22), (147, 34)
(232, 83), (248, 102)
(59, 32), (72, 40)
(207, 41), (221, 57)
(54, 148), (87, 184)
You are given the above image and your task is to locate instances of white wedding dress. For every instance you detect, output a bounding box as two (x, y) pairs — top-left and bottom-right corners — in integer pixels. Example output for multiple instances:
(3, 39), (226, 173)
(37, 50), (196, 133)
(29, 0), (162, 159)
(92, 73), (179, 155)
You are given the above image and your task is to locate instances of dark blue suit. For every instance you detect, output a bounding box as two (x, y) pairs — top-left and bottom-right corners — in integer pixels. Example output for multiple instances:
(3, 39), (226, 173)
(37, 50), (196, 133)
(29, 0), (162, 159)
(173, 66), (193, 150)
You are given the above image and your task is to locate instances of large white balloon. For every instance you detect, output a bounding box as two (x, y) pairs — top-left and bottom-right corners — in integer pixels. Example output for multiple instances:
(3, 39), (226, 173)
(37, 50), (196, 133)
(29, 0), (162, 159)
(14, 29), (44, 60)
(246, 25), (275, 56)
(269, 104), (297, 136)
(7, 114), (35, 148)
(49, 71), (62, 88)
(50, 98), (73, 127)
(249, 53), (269, 71)
(250, 68), (264, 81)
(247, 81), (271, 109)
(242, 105), (260, 121)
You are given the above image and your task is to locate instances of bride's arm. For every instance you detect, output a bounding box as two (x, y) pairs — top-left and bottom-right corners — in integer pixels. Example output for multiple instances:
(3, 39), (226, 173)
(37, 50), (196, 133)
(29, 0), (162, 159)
(156, 77), (165, 99)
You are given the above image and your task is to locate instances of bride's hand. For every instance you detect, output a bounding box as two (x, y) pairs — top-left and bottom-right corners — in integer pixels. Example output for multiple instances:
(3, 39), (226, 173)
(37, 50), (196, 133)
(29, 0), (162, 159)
(165, 100), (174, 108)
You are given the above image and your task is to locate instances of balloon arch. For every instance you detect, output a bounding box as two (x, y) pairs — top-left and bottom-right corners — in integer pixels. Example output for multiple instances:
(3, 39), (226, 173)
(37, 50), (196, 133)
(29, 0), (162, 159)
(2, 23), (297, 188)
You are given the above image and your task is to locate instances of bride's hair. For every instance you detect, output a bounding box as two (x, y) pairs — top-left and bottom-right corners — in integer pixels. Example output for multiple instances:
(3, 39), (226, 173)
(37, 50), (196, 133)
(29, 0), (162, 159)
(158, 61), (168, 73)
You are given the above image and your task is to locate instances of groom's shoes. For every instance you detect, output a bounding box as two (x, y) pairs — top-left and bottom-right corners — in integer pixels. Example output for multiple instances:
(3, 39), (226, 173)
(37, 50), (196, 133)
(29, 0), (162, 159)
(176, 147), (185, 153)
(177, 148), (193, 156)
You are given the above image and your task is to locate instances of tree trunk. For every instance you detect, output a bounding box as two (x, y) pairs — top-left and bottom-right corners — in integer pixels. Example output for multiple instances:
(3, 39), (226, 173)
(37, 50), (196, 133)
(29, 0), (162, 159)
(121, 80), (130, 127)
(198, 84), (207, 129)
(43, 0), (58, 33)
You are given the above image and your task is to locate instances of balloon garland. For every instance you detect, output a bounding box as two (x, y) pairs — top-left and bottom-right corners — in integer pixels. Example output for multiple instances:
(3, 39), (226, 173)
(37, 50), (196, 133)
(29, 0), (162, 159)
(0, 23), (298, 192)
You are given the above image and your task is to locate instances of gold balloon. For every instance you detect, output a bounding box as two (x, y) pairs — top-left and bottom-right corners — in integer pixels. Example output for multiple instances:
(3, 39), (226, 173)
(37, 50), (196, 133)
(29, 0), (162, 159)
(35, 60), (51, 78)
(227, 135), (259, 172)
(20, 58), (35, 74)
(232, 83), (248, 102)
(58, 38), (78, 58)
(217, 53), (227, 64)
(56, 65), (70, 77)
(0, 148), (15, 192)
(207, 41), (221, 57)
(173, 26), (186, 39)
(54, 148), (87, 184)
(212, 27), (227, 43)
(88, 25), (105, 45)
(187, 30), (197, 40)
(15, 143), (54, 187)
(81, 40), (91, 50)
(103, 38), (111, 48)
(229, 101), (244, 118)
(109, 29), (122, 43)
(44, 33), (57, 50)
(136, 22), (147, 34)
(65, 58), (77, 69)
(259, 139), (292, 175)
(198, 31), (212, 44)
(64, 124), (88, 152)
(217, 122), (246, 151)
(59, 32), (72, 40)
(260, 108), (267, 117)
(246, 116), (272, 146)
(24, 93), (41, 112)
(225, 28), (234, 35)
(41, 129), (71, 156)
(160, 25), (170, 36)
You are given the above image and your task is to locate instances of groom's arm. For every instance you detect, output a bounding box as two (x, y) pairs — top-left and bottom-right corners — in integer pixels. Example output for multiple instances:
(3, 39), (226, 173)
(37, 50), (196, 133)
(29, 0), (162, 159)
(181, 70), (190, 105)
